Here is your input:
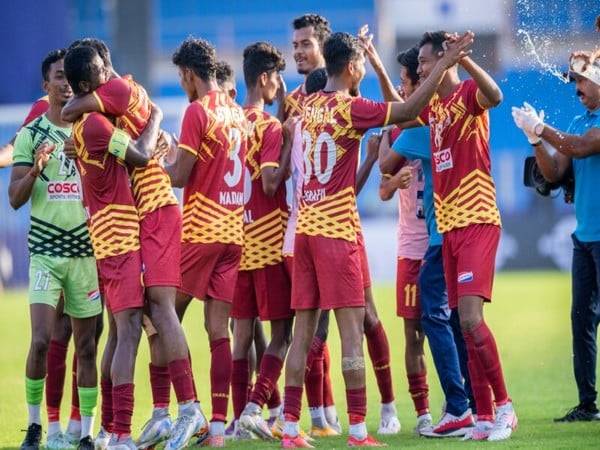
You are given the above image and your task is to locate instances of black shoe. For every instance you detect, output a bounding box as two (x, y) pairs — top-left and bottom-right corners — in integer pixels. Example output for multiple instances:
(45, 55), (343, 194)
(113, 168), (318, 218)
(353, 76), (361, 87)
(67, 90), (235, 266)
(78, 436), (94, 450)
(20, 423), (42, 450)
(554, 404), (600, 422)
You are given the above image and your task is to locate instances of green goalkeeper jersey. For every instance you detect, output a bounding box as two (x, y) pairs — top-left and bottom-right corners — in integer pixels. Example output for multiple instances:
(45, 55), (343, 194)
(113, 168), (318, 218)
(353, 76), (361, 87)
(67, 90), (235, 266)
(13, 114), (93, 258)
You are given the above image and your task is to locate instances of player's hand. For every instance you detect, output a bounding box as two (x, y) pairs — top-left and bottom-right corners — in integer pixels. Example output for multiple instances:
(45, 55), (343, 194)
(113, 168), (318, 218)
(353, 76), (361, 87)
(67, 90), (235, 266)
(276, 74), (287, 103)
(570, 50), (599, 73)
(511, 102), (545, 144)
(439, 31), (474, 69)
(395, 165), (413, 189)
(357, 24), (382, 68)
(367, 133), (382, 159)
(151, 103), (164, 123)
(63, 138), (77, 160)
(31, 142), (55, 176)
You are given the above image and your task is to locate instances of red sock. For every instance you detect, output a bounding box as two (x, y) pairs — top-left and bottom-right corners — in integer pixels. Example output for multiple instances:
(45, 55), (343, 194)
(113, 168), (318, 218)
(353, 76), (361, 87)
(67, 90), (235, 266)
(463, 330), (494, 421)
(70, 354), (80, 421)
(187, 351), (198, 401)
(46, 340), (68, 422)
(100, 377), (113, 433)
(149, 364), (171, 408)
(112, 383), (134, 438)
(407, 371), (429, 416)
(322, 344), (334, 407)
(470, 321), (510, 406)
(210, 338), (232, 422)
(232, 359), (249, 419)
(249, 354), (283, 408)
(267, 385), (281, 410)
(169, 358), (195, 404)
(346, 387), (367, 424)
(283, 385), (303, 421)
(305, 353), (324, 408)
(365, 321), (394, 404)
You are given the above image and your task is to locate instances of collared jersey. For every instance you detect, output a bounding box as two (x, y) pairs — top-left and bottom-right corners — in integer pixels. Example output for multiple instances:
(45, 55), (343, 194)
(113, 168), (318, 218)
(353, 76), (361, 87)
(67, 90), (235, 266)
(72, 112), (139, 260)
(418, 79), (501, 233)
(297, 90), (390, 242)
(240, 107), (288, 270)
(178, 90), (248, 246)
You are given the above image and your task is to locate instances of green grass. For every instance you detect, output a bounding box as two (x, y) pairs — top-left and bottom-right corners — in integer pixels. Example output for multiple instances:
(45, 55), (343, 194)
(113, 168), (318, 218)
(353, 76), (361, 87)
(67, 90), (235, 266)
(1, 271), (599, 448)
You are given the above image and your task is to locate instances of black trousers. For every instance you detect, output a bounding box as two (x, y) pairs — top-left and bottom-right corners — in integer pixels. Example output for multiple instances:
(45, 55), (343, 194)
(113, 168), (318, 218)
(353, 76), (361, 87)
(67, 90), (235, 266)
(571, 235), (600, 406)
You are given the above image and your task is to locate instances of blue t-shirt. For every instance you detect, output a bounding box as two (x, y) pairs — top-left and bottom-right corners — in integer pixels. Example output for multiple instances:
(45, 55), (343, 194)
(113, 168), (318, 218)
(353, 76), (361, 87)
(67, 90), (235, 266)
(568, 110), (600, 242)
(391, 126), (442, 246)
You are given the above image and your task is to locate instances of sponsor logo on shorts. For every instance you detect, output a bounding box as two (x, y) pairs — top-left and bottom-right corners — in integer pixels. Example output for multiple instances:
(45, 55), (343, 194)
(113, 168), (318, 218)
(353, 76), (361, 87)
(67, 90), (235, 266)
(47, 182), (81, 201)
(87, 289), (101, 302)
(457, 271), (474, 284)
(433, 148), (453, 172)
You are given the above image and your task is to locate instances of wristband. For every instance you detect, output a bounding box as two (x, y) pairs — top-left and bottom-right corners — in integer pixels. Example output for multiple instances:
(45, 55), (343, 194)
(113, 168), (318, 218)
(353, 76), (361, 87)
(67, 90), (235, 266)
(108, 128), (130, 161)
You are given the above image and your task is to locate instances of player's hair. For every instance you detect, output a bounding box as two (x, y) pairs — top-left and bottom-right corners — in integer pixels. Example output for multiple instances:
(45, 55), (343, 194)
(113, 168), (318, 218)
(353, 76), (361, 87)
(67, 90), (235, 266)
(41, 49), (67, 82)
(172, 37), (217, 81)
(418, 31), (447, 56)
(305, 68), (327, 94)
(242, 42), (286, 87)
(396, 46), (420, 85)
(68, 38), (112, 69)
(64, 45), (101, 95)
(292, 14), (331, 46)
(215, 60), (234, 87)
(323, 32), (362, 77)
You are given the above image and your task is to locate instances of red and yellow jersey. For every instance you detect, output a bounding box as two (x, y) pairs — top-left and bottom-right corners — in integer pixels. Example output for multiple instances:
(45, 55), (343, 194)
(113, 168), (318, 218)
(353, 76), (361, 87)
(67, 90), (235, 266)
(94, 76), (178, 219)
(417, 79), (501, 233)
(178, 90), (247, 246)
(72, 112), (140, 260)
(22, 96), (49, 127)
(284, 84), (308, 119)
(297, 91), (391, 242)
(240, 106), (288, 271)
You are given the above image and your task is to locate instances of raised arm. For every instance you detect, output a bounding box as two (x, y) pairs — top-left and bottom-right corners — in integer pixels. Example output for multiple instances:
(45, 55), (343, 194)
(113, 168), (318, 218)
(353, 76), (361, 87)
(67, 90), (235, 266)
(532, 142), (572, 183)
(356, 133), (381, 195)
(459, 56), (503, 108)
(61, 94), (101, 123)
(379, 166), (412, 201)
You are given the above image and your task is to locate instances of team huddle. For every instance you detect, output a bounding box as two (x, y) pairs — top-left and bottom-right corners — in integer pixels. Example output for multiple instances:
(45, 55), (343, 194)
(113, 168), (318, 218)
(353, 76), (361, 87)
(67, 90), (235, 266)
(7, 12), (516, 450)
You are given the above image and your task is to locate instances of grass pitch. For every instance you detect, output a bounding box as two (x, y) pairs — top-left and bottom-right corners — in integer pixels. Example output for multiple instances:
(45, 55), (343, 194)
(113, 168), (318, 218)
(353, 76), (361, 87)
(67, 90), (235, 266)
(1, 271), (599, 448)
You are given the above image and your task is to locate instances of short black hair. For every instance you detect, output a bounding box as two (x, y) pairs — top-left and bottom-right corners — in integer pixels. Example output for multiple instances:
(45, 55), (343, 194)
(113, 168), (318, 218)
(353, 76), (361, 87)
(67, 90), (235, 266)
(418, 31), (447, 55)
(68, 38), (112, 68)
(293, 14), (331, 46)
(215, 60), (234, 87)
(242, 42), (286, 87)
(396, 46), (420, 85)
(172, 37), (217, 82)
(323, 32), (362, 77)
(42, 49), (66, 82)
(305, 68), (327, 94)
(64, 45), (101, 95)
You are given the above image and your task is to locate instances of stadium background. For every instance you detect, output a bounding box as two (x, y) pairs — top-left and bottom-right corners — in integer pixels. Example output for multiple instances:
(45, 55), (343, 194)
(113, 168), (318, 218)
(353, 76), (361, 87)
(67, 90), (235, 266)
(0, 0), (597, 290)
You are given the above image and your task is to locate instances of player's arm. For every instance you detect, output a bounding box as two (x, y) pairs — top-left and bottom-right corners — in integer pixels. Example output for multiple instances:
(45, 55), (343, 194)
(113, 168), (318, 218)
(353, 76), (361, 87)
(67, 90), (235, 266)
(459, 56), (503, 109)
(532, 142), (572, 183)
(378, 129), (406, 174)
(356, 133), (381, 195)
(379, 166), (412, 201)
(540, 126), (600, 158)
(165, 148), (195, 188)
(358, 26), (402, 102)
(387, 31), (474, 124)
(276, 74), (288, 122)
(61, 94), (102, 122)
(8, 142), (54, 209)
(0, 137), (16, 168)
(262, 117), (295, 197)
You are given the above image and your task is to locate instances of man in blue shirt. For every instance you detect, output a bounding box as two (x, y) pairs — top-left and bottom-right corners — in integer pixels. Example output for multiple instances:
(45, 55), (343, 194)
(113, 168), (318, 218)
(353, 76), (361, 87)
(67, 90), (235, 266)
(513, 53), (600, 421)
(379, 46), (477, 438)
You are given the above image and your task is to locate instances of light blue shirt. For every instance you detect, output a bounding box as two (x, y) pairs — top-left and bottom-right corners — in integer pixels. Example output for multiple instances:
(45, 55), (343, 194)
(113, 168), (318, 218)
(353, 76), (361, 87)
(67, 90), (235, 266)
(391, 127), (442, 247)
(567, 109), (600, 242)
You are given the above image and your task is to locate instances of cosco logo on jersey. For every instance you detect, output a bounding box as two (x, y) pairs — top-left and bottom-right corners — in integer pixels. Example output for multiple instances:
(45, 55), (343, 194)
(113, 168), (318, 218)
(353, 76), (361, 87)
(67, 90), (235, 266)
(433, 148), (453, 173)
(47, 182), (81, 201)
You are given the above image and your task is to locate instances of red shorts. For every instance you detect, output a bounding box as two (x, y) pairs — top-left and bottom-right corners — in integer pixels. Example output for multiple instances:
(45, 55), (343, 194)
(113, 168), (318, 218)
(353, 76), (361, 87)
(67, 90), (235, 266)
(232, 263), (293, 321)
(140, 205), (182, 288)
(356, 232), (371, 289)
(180, 242), (242, 303)
(442, 224), (500, 309)
(97, 250), (144, 314)
(284, 256), (294, 279)
(396, 258), (422, 319)
(291, 234), (364, 311)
